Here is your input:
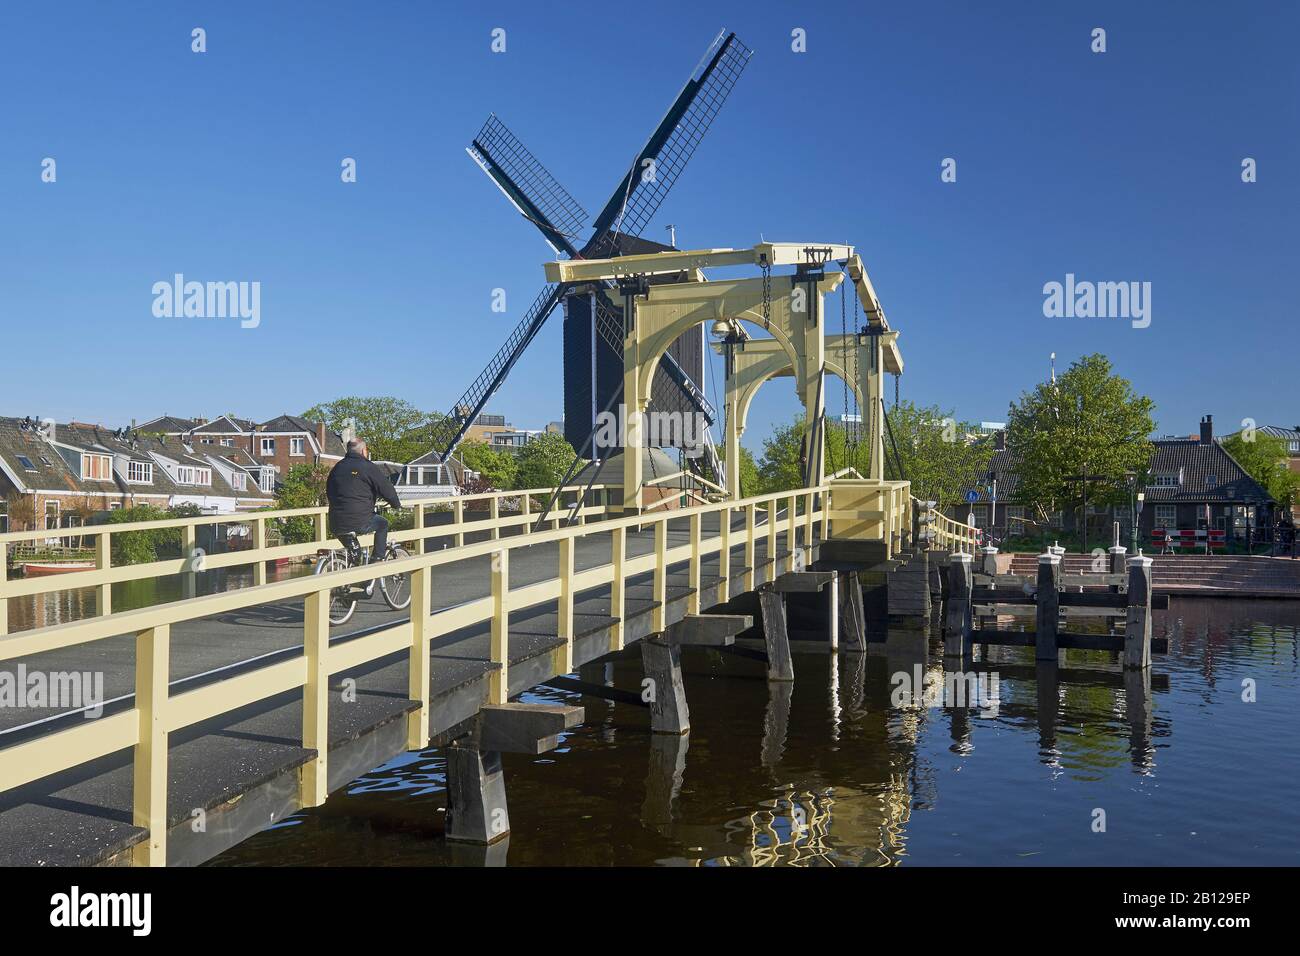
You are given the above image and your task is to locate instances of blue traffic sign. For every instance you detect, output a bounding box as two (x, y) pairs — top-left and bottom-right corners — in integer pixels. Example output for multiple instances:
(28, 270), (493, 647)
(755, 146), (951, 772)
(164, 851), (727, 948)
(965, 489), (979, 504)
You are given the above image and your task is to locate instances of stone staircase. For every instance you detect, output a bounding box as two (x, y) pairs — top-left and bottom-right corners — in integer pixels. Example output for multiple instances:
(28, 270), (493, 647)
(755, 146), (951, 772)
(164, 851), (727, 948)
(1006, 553), (1300, 597)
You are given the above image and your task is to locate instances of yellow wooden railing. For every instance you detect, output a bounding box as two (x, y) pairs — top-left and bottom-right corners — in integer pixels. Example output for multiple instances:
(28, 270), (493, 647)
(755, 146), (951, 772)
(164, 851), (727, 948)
(922, 503), (981, 554)
(823, 478), (912, 557)
(0, 485), (829, 866)
(0, 484), (606, 637)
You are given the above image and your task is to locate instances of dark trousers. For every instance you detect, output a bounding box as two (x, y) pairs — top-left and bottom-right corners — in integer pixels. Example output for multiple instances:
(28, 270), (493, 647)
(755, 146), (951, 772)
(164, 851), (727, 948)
(338, 513), (389, 563)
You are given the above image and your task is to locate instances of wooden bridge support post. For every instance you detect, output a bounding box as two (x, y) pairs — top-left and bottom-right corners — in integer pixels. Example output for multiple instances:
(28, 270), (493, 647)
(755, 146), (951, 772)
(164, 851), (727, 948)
(301, 590), (330, 807)
(251, 519), (267, 586)
(688, 512), (702, 615)
(181, 524), (198, 601)
(407, 566), (432, 750)
(653, 521), (667, 632)
(758, 585), (795, 681)
(555, 538), (574, 674)
(1124, 554), (1154, 669)
(446, 743), (510, 844)
(944, 553), (972, 656)
(454, 499), (465, 547)
(413, 503), (426, 554)
(744, 504), (757, 591)
(640, 638), (690, 734)
(718, 507), (731, 603)
(828, 571), (839, 650)
(489, 550), (509, 704)
(837, 570), (867, 652)
(1034, 552), (1062, 661)
(609, 526), (626, 652)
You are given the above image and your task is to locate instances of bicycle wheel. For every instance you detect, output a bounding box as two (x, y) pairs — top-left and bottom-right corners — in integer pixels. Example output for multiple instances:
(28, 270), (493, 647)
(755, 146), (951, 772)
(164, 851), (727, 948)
(314, 551), (358, 626)
(379, 545), (412, 610)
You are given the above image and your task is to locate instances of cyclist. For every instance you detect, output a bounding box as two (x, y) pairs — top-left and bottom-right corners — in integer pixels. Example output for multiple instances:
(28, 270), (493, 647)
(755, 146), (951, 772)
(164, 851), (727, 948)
(326, 438), (403, 595)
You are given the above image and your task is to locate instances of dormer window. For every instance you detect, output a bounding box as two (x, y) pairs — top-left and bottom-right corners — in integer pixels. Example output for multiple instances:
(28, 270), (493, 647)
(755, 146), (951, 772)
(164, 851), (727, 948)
(176, 465), (212, 486)
(231, 472), (247, 492)
(16, 455), (36, 471)
(127, 460), (153, 484)
(81, 453), (113, 480)
(1150, 474), (1180, 488)
(1205, 474), (1217, 487)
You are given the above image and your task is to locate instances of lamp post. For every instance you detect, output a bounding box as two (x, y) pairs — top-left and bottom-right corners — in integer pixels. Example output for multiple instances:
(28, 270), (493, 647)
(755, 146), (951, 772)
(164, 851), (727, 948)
(1135, 490), (1145, 554)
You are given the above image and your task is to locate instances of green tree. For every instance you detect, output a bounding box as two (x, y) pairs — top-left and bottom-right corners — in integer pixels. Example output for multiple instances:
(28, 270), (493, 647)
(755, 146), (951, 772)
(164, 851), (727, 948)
(104, 503), (202, 565)
(887, 400), (993, 511)
(1221, 432), (1300, 507)
(457, 441), (518, 490)
(301, 396), (443, 463)
(1006, 353), (1155, 532)
(719, 443), (761, 498)
(274, 461), (331, 543)
(755, 417), (871, 494)
(515, 432), (580, 490)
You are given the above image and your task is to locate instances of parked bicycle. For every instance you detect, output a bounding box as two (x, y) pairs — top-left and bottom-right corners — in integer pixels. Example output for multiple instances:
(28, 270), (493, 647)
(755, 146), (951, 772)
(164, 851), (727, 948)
(313, 525), (411, 626)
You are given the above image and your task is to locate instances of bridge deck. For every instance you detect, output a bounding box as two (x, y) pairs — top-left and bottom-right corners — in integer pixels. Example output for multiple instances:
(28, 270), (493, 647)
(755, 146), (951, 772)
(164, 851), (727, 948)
(0, 511), (810, 866)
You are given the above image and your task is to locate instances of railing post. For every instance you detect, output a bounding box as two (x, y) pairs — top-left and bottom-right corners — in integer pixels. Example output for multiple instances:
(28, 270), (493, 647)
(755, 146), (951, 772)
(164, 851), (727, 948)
(132, 623), (170, 866)
(454, 498), (465, 548)
(688, 512), (702, 614)
(786, 495), (797, 567)
(489, 497), (500, 540)
(744, 503), (757, 591)
(718, 506), (731, 603)
(251, 518), (267, 586)
(804, 491), (814, 556)
(95, 530), (112, 617)
(314, 509), (328, 543)
(556, 537), (574, 674)
(610, 525), (626, 652)
(490, 549), (509, 704)
(181, 522), (198, 600)
(302, 588), (330, 807)
(414, 503), (427, 555)
(766, 500), (778, 583)
(653, 520), (667, 632)
(522, 494), (532, 532)
(407, 566), (432, 749)
(0, 556), (8, 637)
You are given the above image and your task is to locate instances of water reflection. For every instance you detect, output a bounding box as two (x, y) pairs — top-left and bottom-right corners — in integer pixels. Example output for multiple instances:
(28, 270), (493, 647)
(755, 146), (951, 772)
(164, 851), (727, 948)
(209, 599), (1300, 867)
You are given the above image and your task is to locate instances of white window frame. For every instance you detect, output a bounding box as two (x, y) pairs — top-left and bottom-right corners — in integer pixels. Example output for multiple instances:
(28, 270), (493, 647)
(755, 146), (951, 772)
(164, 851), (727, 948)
(1151, 474), (1179, 488)
(127, 460), (153, 484)
(972, 504), (989, 528)
(1155, 505), (1177, 530)
(81, 453), (113, 481)
(220, 438), (234, 447)
(290, 437), (305, 456)
(231, 472), (247, 492)
(260, 437), (276, 456)
(258, 468), (276, 492)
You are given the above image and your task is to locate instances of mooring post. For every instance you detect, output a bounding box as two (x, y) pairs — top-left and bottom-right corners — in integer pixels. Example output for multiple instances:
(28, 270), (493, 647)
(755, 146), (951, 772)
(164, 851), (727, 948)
(758, 585), (795, 681)
(1124, 552), (1154, 669)
(1108, 544), (1127, 593)
(827, 571), (839, 651)
(1034, 552), (1061, 661)
(978, 544), (999, 578)
(944, 553), (972, 656)
(640, 638), (690, 734)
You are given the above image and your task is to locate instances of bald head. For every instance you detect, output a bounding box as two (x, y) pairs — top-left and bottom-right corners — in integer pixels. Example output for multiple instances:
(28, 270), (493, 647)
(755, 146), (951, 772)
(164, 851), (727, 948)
(347, 438), (369, 458)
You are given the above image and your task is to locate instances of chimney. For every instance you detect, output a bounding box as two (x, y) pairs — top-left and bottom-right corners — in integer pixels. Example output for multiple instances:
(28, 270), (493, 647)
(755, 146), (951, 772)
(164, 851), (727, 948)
(316, 421), (326, 449)
(994, 429), (1006, 451)
(1199, 415), (1214, 445)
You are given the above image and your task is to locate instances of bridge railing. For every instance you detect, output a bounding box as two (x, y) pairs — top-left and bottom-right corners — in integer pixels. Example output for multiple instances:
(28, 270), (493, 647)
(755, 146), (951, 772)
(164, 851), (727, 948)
(0, 485), (828, 865)
(923, 504), (981, 554)
(0, 484), (607, 636)
(824, 478), (912, 556)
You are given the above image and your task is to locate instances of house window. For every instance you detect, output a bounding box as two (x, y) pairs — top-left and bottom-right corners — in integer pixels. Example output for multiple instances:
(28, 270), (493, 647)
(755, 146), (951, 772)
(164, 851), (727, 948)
(1150, 474), (1179, 488)
(109, 501), (122, 510)
(260, 437), (276, 456)
(1155, 505), (1177, 529)
(972, 504), (989, 527)
(231, 472), (247, 491)
(290, 437), (305, 456)
(1006, 505), (1026, 527)
(0, 499), (7, 533)
(16, 455), (35, 471)
(1289, 440), (1299, 453)
(44, 499), (60, 530)
(1204, 474), (1217, 487)
(81, 454), (113, 480)
(200, 437), (213, 444)
(127, 461), (153, 483)
(258, 468), (276, 492)
(221, 438), (234, 447)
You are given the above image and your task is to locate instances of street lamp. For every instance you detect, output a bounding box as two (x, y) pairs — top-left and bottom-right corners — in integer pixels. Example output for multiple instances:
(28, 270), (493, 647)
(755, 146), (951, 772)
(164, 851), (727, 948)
(1135, 490), (1145, 554)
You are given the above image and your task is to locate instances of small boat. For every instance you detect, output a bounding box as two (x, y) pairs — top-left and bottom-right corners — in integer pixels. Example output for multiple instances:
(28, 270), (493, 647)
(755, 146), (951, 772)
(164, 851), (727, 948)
(20, 561), (97, 576)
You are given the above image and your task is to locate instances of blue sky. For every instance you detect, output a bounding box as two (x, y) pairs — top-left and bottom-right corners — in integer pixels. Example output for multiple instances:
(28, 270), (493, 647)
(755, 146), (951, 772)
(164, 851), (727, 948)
(1, 1), (1295, 452)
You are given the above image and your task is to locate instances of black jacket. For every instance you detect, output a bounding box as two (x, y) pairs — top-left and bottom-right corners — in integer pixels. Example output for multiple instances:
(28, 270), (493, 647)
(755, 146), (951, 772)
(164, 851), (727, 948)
(326, 451), (402, 533)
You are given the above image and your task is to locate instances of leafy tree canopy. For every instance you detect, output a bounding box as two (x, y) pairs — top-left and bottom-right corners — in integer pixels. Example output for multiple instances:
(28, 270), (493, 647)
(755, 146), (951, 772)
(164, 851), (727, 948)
(1006, 353), (1155, 519)
(457, 441), (518, 491)
(514, 432), (580, 490)
(1221, 432), (1299, 507)
(887, 400), (994, 511)
(302, 396), (444, 463)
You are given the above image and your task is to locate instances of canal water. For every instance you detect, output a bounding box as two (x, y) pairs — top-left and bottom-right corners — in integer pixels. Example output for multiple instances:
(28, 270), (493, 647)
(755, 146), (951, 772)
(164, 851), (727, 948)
(209, 599), (1300, 866)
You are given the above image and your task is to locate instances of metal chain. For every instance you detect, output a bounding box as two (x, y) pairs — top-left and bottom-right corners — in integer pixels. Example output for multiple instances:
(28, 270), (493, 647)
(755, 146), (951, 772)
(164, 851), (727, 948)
(760, 254), (771, 330)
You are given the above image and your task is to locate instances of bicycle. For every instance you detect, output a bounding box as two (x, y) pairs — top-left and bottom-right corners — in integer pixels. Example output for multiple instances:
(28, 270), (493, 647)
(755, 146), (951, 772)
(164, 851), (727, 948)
(313, 524), (411, 626)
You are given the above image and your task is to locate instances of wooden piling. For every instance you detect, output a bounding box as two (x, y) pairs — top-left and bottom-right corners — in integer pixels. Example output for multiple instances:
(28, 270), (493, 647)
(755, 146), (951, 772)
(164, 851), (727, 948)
(1034, 552), (1061, 661)
(758, 586), (794, 681)
(944, 553), (972, 656)
(1124, 553), (1154, 669)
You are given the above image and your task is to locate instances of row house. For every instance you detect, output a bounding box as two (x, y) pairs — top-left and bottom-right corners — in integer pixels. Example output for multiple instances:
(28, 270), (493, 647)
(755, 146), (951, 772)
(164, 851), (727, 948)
(0, 416), (273, 534)
(950, 416), (1275, 545)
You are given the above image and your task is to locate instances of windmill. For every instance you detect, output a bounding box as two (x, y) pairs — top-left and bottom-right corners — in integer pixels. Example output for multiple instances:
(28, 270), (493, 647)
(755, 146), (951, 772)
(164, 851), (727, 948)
(424, 30), (753, 478)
